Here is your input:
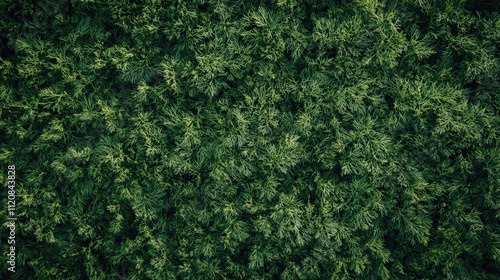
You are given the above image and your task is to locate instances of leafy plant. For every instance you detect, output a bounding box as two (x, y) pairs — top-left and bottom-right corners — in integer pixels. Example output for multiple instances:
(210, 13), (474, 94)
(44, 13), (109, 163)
(1, 0), (499, 279)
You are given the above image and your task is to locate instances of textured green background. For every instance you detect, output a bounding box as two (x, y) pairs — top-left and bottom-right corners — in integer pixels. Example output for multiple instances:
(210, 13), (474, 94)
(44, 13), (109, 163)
(1, 0), (499, 279)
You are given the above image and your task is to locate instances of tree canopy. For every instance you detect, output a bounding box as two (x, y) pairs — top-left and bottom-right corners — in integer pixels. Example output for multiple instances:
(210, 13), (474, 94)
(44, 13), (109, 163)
(0, 0), (499, 279)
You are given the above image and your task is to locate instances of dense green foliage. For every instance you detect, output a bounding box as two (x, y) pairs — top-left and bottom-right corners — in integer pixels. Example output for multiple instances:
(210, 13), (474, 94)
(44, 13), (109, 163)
(1, 0), (499, 279)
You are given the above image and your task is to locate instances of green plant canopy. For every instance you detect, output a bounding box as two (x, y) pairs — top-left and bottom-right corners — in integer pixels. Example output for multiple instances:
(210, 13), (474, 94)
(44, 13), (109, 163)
(0, 0), (499, 279)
